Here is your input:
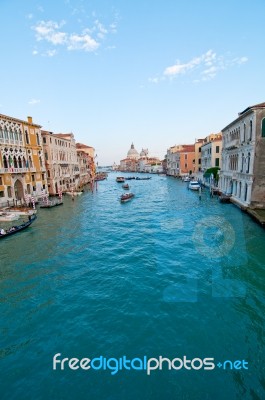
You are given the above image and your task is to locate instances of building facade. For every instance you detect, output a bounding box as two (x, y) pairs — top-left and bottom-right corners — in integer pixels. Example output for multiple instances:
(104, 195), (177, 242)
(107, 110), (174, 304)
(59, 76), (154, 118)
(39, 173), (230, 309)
(200, 133), (222, 172)
(166, 145), (195, 176)
(41, 131), (79, 195)
(0, 114), (47, 206)
(219, 102), (265, 208)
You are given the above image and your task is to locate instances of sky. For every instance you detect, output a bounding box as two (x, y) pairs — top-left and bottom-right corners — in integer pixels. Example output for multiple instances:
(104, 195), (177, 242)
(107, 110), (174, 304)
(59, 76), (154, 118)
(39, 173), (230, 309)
(1, 0), (265, 165)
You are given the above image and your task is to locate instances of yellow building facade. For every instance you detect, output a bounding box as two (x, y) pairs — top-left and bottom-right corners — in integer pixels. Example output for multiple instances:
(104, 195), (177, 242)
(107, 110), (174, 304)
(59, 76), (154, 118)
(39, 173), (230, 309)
(0, 114), (47, 206)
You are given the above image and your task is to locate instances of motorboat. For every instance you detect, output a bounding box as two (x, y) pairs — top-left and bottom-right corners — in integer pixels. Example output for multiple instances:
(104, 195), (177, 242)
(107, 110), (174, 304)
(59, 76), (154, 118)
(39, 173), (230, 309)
(116, 176), (125, 182)
(188, 180), (201, 190)
(120, 193), (134, 203)
(0, 212), (20, 222)
(183, 176), (191, 182)
(122, 183), (130, 190)
(65, 191), (83, 196)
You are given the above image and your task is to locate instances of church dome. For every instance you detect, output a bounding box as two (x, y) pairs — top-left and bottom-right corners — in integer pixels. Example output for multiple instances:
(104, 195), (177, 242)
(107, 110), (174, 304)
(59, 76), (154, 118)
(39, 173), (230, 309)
(140, 148), (148, 157)
(127, 143), (139, 159)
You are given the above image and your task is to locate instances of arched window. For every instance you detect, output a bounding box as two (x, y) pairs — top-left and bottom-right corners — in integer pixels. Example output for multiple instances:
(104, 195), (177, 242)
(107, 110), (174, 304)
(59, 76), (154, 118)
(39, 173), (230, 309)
(36, 133), (40, 146)
(262, 118), (265, 138)
(244, 184), (248, 202)
(0, 128), (3, 142)
(249, 121), (252, 141)
(22, 156), (26, 168)
(9, 130), (14, 142)
(19, 130), (22, 143)
(4, 128), (9, 141)
(13, 157), (18, 168)
(246, 152), (250, 173)
(18, 156), (22, 168)
(241, 153), (244, 172)
(243, 124), (246, 142)
(239, 182), (242, 199)
(29, 156), (33, 168)
(3, 155), (8, 168)
(39, 156), (43, 167)
(14, 129), (18, 142)
(25, 130), (29, 144)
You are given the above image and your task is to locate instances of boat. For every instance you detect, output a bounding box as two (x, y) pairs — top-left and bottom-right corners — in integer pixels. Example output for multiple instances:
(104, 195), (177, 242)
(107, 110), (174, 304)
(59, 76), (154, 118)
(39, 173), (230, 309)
(188, 180), (201, 190)
(135, 176), (151, 180)
(125, 176), (136, 180)
(120, 193), (134, 203)
(0, 212), (20, 222)
(40, 199), (63, 208)
(65, 191), (83, 196)
(0, 214), (37, 239)
(219, 193), (232, 203)
(183, 176), (191, 182)
(122, 183), (130, 190)
(116, 177), (125, 183)
(95, 172), (108, 181)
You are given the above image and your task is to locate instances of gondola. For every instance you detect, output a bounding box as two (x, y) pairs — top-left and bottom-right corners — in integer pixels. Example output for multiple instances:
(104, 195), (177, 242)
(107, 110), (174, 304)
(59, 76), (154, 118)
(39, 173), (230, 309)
(0, 214), (37, 239)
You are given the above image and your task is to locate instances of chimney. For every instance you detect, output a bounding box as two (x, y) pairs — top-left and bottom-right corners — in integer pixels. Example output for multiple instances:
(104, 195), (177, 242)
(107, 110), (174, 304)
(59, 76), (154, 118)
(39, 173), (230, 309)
(27, 116), (33, 124)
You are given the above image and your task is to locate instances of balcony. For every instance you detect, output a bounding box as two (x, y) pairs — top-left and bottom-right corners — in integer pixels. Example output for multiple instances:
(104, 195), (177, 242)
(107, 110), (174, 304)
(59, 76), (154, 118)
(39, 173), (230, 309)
(0, 167), (28, 173)
(225, 139), (240, 150)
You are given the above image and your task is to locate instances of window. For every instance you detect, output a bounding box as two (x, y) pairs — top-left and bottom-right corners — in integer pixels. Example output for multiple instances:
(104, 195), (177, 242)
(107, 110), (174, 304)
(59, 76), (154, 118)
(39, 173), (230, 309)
(215, 158), (220, 167)
(244, 184), (248, 202)
(0, 177), (2, 185)
(0, 191), (4, 198)
(198, 158), (201, 164)
(25, 130), (29, 144)
(216, 146), (219, 153)
(31, 174), (35, 182)
(262, 118), (265, 138)
(185, 163), (187, 168)
(42, 173), (45, 180)
(246, 152), (250, 173)
(36, 133), (40, 145)
(199, 147), (201, 152)
(185, 154), (187, 160)
(43, 137), (46, 144)
(249, 120), (252, 141)
(45, 152), (48, 161)
(243, 124), (246, 142)
(7, 186), (12, 198)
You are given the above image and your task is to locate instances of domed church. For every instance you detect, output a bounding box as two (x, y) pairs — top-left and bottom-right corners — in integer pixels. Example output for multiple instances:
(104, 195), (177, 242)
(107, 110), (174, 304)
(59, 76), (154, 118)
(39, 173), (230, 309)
(127, 143), (140, 160)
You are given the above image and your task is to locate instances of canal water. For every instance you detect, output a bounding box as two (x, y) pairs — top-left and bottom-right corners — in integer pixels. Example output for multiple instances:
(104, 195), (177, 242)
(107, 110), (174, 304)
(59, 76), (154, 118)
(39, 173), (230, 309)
(1, 173), (265, 400)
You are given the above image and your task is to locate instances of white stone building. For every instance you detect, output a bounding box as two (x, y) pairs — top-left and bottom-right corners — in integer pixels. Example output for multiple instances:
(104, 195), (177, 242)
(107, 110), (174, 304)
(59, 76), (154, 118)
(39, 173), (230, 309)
(219, 102), (265, 209)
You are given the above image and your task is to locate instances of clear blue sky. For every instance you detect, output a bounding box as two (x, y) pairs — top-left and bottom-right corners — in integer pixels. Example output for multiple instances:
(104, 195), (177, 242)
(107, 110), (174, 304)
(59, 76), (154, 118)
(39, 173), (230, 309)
(1, 0), (265, 165)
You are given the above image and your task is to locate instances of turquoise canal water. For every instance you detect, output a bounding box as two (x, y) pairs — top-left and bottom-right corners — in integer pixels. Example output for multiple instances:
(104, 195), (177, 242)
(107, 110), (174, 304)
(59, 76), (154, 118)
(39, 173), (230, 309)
(1, 173), (265, 400)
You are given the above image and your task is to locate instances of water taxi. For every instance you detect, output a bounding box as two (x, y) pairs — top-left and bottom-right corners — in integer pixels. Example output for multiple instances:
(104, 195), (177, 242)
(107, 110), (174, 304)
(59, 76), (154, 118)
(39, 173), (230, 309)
(120, 193), (134, 203)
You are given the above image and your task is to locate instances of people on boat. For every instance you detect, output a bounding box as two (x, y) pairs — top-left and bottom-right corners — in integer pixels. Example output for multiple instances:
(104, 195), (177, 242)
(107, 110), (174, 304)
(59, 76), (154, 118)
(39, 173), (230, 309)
(7, 226), (17, 233)
(0, 228), (6, 235)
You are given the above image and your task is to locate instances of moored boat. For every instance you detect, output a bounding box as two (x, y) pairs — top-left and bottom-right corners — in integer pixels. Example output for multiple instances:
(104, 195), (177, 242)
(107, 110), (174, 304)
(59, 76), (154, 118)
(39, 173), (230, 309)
(65, 191), (83, 196)
(40, 199), (63, 208)
(0, 212), (20, 222)
(120, 193), (134, 203)
(188, 180), (201, 190)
